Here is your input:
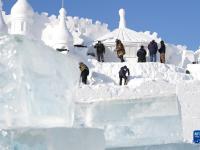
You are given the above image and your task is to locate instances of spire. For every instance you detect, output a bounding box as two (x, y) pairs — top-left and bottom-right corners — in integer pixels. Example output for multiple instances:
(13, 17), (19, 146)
(59, 8), (67, 30)
(53, 7), (73, 50)
(119, 8), (126, 29)
(62, 0), (64, 8)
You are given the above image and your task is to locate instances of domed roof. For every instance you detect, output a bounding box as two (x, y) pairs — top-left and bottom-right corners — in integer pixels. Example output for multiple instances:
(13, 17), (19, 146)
(11, 0), (34, 18)
(97, 9), (159, 46)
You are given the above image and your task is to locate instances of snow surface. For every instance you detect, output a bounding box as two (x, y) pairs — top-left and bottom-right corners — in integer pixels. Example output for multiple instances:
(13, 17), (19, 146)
(187, 64), (200, 80)
(75, 60), (192, 102)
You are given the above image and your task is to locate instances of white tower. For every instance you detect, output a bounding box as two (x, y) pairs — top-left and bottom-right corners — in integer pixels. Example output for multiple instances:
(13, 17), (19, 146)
(0, 0), (8, 34)
(53, 7), (73, 50)
(10, 0), (34, 36)
(119, 8), (126, 29)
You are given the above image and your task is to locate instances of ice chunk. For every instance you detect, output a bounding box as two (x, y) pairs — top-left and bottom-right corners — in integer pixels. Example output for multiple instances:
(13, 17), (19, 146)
(0, 35), (79, 128)
(77, 95), (183, 147)
(0, 128), (105, 150)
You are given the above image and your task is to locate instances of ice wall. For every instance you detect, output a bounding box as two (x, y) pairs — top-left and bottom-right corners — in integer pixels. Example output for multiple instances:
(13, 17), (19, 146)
(0, 128), (105, 150)
(76, 95), (183, 148)
(0, 35), (79, 128)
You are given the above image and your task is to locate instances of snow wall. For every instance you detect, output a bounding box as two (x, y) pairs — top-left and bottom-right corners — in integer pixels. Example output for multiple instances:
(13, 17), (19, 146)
(0, 35), (79, 128)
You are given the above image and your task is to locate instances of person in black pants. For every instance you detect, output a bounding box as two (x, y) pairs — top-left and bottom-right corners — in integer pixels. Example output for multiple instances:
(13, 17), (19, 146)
(94, 41), (105, 62)
(137, 45), (147, 62)
(119, 66), (130, 85)
(79, 62), (89, 84)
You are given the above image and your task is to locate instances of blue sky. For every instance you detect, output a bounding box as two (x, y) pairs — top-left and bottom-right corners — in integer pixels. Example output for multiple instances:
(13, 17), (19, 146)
(2, 0), (200, 50)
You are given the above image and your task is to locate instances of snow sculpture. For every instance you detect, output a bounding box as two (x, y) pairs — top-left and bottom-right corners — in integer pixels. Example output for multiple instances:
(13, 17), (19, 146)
(10, 0), (34, 36)
(119, 9), (126, 29)
(53, 7), (73, 51)
(0, 0), (8, 34)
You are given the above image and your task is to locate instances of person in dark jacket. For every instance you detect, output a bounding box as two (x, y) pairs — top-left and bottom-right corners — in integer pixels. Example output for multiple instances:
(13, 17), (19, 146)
(119, 66), (130, 85)
(115, 39), (126, 62)
(94, 41), (105, 62)
(148, 40), (158, 62)
(137, 45), (147, 62)
(158, 40), (166, 63)
(79, 62), (89, 84)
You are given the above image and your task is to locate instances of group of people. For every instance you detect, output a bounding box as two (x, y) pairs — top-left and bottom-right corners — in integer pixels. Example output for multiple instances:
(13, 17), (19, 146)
(93, 39), (126, 63)
(79, 39), (166, 85)
(94, 39), (166, 64)
(78, 62), (130, 86)
(137, 40), (166, 63)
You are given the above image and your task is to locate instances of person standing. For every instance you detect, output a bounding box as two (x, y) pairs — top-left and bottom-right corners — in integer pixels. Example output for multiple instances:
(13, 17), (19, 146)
(119, 66), (130, 85)
(79, 62), (89, 84)
(137, 45), (147, 62)
(158, 40), (166, 63)
(94, 41), (105, 62)
(148, 40), (158, 62)
(116, 39), (126, 62)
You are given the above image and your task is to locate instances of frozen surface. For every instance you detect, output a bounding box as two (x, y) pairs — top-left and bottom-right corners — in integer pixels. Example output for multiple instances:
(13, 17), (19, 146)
(107, 143), (200, 150)
(75, 95), (183, 148)
(177, 81), (200, 143)
(0, 35), (79, 128)
(0, 128), (105, 150)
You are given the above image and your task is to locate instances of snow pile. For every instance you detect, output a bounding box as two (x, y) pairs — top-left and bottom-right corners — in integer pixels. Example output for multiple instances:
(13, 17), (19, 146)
(187, 64), (200, 80)
(0, 35), (79, 128)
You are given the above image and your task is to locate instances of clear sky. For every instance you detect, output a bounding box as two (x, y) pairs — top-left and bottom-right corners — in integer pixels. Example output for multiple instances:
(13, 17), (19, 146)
(2, 0), (200, 50)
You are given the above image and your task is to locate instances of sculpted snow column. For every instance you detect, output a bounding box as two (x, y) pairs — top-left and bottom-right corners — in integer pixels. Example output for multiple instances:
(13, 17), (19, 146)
(119, 9), (126, 29)
(0, 0), (8, 34)
(53, 8), (73, 51)
(10, 0), (34, 36)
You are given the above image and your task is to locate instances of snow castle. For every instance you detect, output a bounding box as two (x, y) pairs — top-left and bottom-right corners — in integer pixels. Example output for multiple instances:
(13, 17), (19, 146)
(0, 1), (200, 150)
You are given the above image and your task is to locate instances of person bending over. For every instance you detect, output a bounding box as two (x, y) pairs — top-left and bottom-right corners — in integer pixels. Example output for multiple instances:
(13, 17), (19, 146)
(119, 65), (130, 85)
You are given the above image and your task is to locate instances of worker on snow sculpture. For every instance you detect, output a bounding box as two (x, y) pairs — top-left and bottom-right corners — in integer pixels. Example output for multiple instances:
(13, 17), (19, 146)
(119, 65), (130, 85)
(148, 40), (158, 62)
(94, 41), (105, 62)
(79, 62), (89, 84)
(137, 45), (147, 62)
(115, 39), (126, 62)
(158, 40), (166, 63)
